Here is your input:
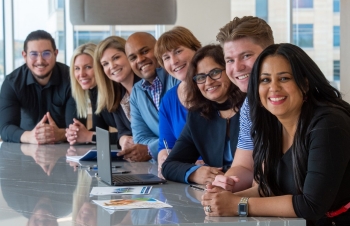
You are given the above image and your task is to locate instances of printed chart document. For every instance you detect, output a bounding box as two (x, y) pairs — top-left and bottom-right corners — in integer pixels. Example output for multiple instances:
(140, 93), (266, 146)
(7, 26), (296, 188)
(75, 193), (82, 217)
(90, 186), (153, 196)
(93, 198), (172, 210)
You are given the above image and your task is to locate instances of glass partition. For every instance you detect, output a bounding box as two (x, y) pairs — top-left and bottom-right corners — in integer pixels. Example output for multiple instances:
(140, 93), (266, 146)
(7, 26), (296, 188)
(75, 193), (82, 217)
(13, 0), (65, 68)
(0, 0), (4, 87)
(232, 0), (340, 89)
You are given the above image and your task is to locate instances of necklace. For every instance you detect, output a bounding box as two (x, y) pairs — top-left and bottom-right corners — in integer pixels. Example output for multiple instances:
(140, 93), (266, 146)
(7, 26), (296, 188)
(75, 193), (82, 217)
(218, 108), (235, 137)
(218, 108), (235, 119)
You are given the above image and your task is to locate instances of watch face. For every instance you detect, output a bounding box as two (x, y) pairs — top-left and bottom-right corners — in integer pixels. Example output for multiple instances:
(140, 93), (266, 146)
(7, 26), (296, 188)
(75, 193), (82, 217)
(238, 203), (248, 216)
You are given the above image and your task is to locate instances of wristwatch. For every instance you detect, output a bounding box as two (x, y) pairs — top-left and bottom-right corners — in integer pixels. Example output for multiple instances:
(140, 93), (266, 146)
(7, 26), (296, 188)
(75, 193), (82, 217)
(238, 197), (250, 217)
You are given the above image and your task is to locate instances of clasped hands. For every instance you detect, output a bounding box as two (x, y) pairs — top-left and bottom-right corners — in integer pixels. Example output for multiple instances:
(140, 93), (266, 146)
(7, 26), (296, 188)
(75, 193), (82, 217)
(201, 175), (242, 216)
(23, 112), (65, 144)
(21, 143), (66, 176)
(65, 118), (93, 145)
(116, 135), (151, 162)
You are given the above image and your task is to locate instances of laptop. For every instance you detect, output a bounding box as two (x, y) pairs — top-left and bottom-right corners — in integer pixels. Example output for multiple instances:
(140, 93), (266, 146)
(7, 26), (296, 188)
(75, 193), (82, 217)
(96, 127), (167, 186)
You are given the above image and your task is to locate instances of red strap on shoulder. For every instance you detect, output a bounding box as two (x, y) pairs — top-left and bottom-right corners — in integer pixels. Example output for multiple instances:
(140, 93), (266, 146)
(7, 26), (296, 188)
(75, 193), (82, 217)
(326, 202), (350, 218)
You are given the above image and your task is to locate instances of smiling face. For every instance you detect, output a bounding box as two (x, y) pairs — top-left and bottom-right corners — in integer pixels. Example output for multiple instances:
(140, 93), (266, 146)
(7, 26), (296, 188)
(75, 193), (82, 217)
(259, 55), (304, 120)
(162, 46), (196, 81)
(22, 39), (58, 85)
(74, 54), (96, 90)
(76, 202), (97, 226)
(100, 47), (133, 83)
(196, 56), (231, 103)
(224, 37), (264, 93)
(125, 33), (158, 82)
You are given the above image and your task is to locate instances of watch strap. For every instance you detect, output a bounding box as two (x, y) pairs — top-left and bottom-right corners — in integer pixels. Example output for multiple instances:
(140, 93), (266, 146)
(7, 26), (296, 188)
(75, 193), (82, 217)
(238, 197), (250, 217)
(240, 197), (249, 204)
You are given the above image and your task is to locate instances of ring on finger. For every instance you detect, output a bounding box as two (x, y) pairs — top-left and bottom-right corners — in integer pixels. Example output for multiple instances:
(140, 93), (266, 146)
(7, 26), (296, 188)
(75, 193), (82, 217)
(204, 205), (212, 213)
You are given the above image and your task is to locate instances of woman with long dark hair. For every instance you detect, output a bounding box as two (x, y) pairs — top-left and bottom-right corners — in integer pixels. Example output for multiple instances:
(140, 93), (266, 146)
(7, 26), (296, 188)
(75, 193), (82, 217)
(202, 43), (350, 225)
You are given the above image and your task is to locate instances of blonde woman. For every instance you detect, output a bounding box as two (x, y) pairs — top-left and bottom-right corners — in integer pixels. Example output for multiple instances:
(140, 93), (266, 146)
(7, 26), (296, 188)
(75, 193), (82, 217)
(72, 170), (96, 226)
(65, 43), (118, 145)
(94, 36), (149, 162)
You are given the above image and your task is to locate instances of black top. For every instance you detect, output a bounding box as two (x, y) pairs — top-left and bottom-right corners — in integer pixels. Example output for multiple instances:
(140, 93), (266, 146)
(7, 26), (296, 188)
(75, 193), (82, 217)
(162, 110), (240, 183)
(89, 86), (118, 144)
(277, 107), (350, 225)
(0, 63), (83, 142)
(112, 74), (141, 141)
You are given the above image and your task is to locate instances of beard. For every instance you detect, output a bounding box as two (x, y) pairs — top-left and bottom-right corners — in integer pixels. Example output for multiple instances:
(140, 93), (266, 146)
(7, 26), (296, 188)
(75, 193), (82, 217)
(33, 71), (52, 80)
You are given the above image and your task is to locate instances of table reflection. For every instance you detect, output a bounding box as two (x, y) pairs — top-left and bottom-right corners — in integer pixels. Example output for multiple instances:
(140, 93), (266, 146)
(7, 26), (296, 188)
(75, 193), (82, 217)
(72, 170), (97, 226)
(0, 142), (306, 225)
(0, 142), (77, 225)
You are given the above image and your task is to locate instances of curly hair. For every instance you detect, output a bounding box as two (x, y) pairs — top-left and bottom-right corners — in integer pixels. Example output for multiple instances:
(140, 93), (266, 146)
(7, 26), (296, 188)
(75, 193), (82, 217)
(185, 44), (245, 119)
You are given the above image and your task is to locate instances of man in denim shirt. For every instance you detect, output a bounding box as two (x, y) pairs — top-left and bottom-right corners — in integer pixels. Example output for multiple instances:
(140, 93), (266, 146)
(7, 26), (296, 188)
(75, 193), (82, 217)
(117, 32), (178, 161)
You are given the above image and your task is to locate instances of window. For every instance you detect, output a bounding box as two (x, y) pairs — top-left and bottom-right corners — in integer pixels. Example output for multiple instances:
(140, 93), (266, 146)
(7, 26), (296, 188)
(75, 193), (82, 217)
(49, 0), (64, 15)
(334, 26), (340, 47)
(256, 0), (268, 22)
(14, 0), (65, 68)
(74, 31), (110, 49)
(334, 60), (340, 81)
(0, 0), (4, 87)
(56, 0), (64, 9)
(115, 30), (155, 40)
(293, 0), (313, 8)
(56, 31), (65, 50)
(293, 24), (313, 48)
(334, 0), (340, 13)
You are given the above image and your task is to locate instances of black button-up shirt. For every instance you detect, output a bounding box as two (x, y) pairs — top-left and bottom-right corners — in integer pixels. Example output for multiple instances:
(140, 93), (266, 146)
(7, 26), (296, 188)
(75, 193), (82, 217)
(0, 62), (80, 142)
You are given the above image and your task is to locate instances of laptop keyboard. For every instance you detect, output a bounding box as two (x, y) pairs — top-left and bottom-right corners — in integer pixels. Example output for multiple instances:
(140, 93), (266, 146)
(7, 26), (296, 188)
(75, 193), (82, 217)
(112, 174), (143, 183)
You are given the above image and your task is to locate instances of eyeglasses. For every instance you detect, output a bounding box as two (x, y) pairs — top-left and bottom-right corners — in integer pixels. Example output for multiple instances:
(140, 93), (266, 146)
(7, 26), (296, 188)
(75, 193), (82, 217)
(193, 68), (224, 84)
(28, 51), (53, 60)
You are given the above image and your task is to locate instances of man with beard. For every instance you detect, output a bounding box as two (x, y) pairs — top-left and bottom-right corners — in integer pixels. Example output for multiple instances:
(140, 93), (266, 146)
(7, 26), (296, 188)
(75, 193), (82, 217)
(0, 30), (81, 144)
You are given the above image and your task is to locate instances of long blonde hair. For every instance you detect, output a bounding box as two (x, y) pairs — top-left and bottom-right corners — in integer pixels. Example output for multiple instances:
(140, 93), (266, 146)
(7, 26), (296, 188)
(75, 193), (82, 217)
(72, 170), (93, 222)
(94, 36), (126, 113)
(69, 43), (96, 118)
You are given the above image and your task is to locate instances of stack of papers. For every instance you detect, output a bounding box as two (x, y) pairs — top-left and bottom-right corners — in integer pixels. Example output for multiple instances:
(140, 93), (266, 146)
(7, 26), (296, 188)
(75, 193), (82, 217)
(90, 186), (153, 196)
(91, 186), (172, 211)
(93, 198), (172, 210)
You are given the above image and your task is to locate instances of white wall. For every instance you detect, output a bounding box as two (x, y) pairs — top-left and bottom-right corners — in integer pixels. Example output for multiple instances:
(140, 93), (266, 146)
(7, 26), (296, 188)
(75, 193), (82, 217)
(340, 0), (350, 103)
(165, 0), (231, 46)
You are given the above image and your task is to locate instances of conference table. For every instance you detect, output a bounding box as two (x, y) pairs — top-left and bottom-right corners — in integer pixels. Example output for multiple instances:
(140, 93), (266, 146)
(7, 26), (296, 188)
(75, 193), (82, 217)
(0, 142), (306, 226)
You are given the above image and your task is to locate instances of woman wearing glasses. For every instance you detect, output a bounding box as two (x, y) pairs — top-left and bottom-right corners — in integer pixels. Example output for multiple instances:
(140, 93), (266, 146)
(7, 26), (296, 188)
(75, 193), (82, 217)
(65, 43), (118, 145)
(161, 45), (245, 184)
(154, 26), (201, 178)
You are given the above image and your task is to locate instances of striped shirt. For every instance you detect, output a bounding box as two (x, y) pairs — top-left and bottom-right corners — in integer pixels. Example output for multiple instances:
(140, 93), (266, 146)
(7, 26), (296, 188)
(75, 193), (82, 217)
(237, 98), (254, 150)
